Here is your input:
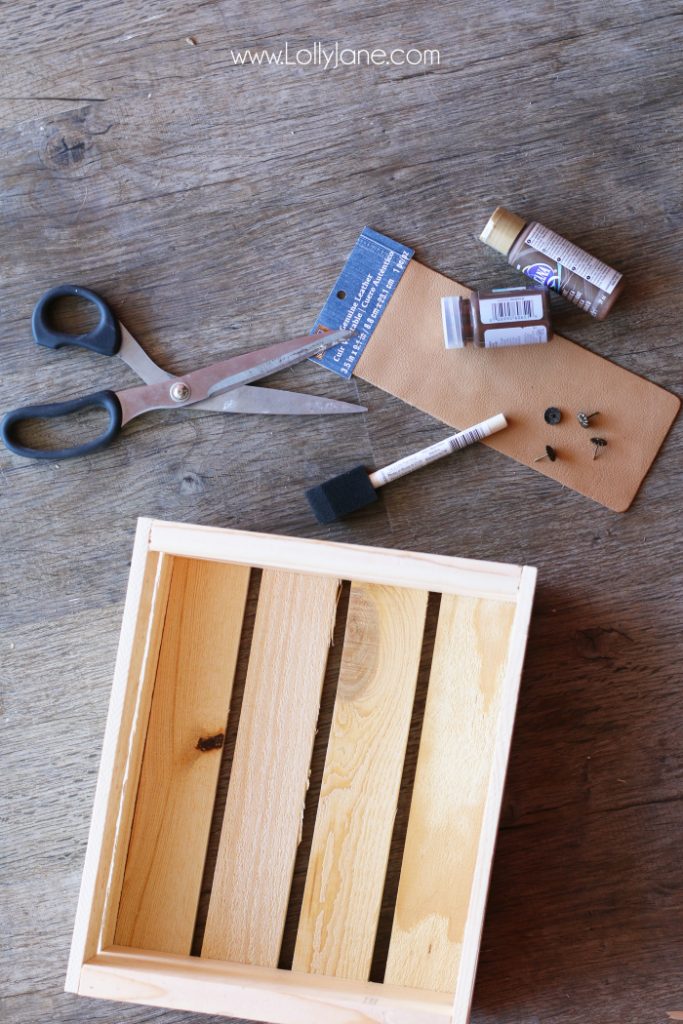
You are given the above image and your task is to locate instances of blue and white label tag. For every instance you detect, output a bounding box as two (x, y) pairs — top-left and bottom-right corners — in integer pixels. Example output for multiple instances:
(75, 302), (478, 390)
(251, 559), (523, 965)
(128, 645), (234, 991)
(311, 227), (413, 378)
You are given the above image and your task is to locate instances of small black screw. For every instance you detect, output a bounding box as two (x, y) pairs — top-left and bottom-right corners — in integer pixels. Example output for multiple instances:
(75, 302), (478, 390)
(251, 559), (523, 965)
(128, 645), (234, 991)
(578, 411), (599, 428)
(534, 445), (557, 463)
(591, 437), (607, 459)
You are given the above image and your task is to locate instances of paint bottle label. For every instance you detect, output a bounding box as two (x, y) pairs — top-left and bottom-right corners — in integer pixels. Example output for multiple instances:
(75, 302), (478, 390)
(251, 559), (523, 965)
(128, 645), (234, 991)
(514, 224), (622, 317)
(483, 325), (549, 347)
(478, 293), (545, 323)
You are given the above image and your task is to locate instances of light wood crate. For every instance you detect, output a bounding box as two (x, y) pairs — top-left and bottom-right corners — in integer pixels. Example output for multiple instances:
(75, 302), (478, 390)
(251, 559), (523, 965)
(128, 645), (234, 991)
(66, 518), (536, 1024)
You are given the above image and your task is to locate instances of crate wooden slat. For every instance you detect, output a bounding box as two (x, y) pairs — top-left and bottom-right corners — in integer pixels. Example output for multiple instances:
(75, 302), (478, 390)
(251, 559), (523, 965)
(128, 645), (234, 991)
(292, 582), (428, 980)
(202, 569), (340, 965)
(66, 518), (537, 1024)
(114, 557), (250, 954)
(384, 594), (516, 993)
(65, 526), (173, 991)
(146, 519), (523, 601)
(79, 947), (457, 1023)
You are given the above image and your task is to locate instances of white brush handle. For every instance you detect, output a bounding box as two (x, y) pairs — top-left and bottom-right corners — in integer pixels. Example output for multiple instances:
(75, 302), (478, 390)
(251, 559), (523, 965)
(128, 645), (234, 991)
(368, 413), (508, 488)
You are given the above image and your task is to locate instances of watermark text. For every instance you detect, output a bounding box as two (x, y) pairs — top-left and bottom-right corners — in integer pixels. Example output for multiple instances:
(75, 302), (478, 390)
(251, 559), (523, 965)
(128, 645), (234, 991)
(230, 42), (440, 69)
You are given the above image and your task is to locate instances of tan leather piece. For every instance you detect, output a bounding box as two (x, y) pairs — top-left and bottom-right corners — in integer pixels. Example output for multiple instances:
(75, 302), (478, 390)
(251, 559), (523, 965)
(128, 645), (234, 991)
(356, 260), (680, 512)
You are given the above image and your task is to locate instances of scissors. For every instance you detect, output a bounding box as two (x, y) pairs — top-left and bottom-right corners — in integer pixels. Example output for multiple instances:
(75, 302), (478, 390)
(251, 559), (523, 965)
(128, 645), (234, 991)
(1, 284), (364, 460)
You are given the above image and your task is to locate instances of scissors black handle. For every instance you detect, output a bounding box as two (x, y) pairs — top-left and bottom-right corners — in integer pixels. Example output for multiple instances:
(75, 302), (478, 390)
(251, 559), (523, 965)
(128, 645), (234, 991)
(0, 391), (122, 460)
(32, 284), (121, 356)
(1, 284), (124, 459)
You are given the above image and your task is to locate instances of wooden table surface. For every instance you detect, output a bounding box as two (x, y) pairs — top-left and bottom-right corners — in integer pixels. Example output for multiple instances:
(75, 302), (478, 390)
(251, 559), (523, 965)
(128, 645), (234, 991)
(1, 2), (682, 1022)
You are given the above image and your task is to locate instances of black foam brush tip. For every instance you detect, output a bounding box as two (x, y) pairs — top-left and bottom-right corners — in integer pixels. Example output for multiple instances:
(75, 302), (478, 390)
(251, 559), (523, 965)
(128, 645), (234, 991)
(305, 465), (378, 523)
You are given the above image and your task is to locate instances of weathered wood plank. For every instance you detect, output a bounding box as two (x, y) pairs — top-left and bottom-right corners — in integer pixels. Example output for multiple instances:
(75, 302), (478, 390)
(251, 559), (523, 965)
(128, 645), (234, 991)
(2, 0), (683, 1021)
(292, 582), (428, 980)
(201, 570), (340, 966)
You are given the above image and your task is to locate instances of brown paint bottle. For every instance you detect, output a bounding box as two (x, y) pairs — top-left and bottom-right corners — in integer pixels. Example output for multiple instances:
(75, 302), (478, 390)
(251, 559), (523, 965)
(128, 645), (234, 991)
(441, 287), (552, 348)
(480, 207), (624, 320)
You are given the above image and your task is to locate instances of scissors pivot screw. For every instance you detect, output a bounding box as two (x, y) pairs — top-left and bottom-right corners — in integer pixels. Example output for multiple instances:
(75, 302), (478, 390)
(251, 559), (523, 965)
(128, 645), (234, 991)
(170, 381), (191, 403)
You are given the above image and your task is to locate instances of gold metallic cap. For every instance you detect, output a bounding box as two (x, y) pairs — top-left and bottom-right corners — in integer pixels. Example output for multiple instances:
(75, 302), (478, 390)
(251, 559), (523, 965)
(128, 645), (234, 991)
(480, 207), (526, 256)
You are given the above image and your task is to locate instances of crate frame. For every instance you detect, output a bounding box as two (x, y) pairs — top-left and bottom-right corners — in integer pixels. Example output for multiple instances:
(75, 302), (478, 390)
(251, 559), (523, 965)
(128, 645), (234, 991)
(65, 517), (536, 1024)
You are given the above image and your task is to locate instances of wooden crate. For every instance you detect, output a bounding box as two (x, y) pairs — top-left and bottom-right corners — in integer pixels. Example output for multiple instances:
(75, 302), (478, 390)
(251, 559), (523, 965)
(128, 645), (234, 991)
(66, 517), (536, 1024)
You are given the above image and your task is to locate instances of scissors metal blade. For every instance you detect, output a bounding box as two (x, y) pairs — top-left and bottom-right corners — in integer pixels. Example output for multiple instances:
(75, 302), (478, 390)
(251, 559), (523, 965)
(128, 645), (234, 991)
(194, 385), (366, 416)
(204, 329), (354, 399)
(118, 325), (173, 384)
(116, 329), (354, 426)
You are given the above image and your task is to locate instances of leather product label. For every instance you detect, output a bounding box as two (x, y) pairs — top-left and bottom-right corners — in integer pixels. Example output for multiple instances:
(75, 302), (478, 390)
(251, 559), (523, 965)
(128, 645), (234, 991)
(312, 226), (413, 378)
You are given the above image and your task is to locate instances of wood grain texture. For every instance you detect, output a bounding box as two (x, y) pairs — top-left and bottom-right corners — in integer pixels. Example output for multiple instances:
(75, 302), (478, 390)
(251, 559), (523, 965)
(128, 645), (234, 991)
(65, 521), (172, 991)
(292, 582), (428, 980)
(385, 595), (516, 993)
(147, 521), (523, 601)
(2, 1), (683, 1022)
(79, 948), (453, 1024)
(451, 568), (536, 1024)
(201, 570), (340, 966)
(113, 557), (250, 954)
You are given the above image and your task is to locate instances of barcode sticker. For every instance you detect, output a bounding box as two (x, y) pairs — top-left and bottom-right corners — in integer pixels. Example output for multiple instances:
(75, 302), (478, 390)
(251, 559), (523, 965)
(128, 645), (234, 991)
(448, 425), (485, 451)
(479, 294), (544, 323)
